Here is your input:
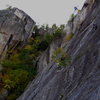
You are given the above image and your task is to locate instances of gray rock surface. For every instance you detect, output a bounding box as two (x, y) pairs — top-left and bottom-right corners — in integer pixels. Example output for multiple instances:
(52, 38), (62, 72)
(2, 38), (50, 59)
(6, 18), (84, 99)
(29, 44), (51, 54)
(0, 7), (35, 60)
(37, 37), (63, 73)
(17, 0), (100, 100)
(0, 8), (35, 99)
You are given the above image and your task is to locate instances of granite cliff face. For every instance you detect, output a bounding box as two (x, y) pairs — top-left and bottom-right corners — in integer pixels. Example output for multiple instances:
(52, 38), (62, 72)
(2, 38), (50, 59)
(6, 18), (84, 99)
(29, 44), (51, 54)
(0, 8), (35, 99)
(0, 8), (35, 59)
(17, 0), (100, 100)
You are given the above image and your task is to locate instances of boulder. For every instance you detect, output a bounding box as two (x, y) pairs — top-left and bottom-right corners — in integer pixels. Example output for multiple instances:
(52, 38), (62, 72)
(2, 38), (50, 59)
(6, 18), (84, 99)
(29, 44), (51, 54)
(0, 7), (35, 59)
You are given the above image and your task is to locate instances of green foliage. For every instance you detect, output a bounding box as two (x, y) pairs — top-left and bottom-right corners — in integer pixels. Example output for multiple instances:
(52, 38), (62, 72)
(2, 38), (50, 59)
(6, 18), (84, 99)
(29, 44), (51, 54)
(2, 69), (30, 99)
(57, 55), (67, 67)
(1, 24), (65, 99)
(52, 48), (64, 60)
(53, 24), (65, 38)
(4, 79), (14, 90)
(52, 48), (72, 67)
(44, 34), (54, 43)
(4, 69), (29, 90)
(1, 38), (40, 99)
(2, 69), (29, 100)
(65, 33), (74, 41)
(71, 13), (75, 18)
(32, 24), (65, 51)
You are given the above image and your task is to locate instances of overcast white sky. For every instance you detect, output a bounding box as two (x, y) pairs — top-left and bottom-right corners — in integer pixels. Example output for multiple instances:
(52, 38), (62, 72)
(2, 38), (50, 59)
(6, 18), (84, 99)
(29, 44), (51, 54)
(0, 0), (86, 26)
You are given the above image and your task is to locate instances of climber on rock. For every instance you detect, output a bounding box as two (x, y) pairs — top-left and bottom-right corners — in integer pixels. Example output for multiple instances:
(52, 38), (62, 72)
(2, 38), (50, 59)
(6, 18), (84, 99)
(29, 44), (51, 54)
(74, 6), (78, 11)
(74, 6), (80, 14)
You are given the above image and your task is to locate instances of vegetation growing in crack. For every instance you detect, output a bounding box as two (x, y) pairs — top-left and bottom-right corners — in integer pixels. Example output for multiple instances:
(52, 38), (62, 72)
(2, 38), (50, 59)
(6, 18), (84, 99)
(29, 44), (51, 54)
(65, 33), (74, 41)
(52, 48), (72, 67)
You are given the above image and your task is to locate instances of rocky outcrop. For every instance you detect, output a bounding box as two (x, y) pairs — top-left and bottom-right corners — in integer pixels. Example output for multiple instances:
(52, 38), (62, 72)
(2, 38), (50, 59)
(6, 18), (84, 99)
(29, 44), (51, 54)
(0, 8), (35, 99)
(64, 0), (95, 35)
(0, 7), (35, 60)
(37, 36), (63, 72)
(17, 0), (100, 100)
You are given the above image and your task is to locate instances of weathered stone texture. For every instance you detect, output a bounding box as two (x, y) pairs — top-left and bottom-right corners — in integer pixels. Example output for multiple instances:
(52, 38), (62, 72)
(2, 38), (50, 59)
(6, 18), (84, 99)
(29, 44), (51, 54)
(17, 0), (100, 100)
(0, 8), (35, 58)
